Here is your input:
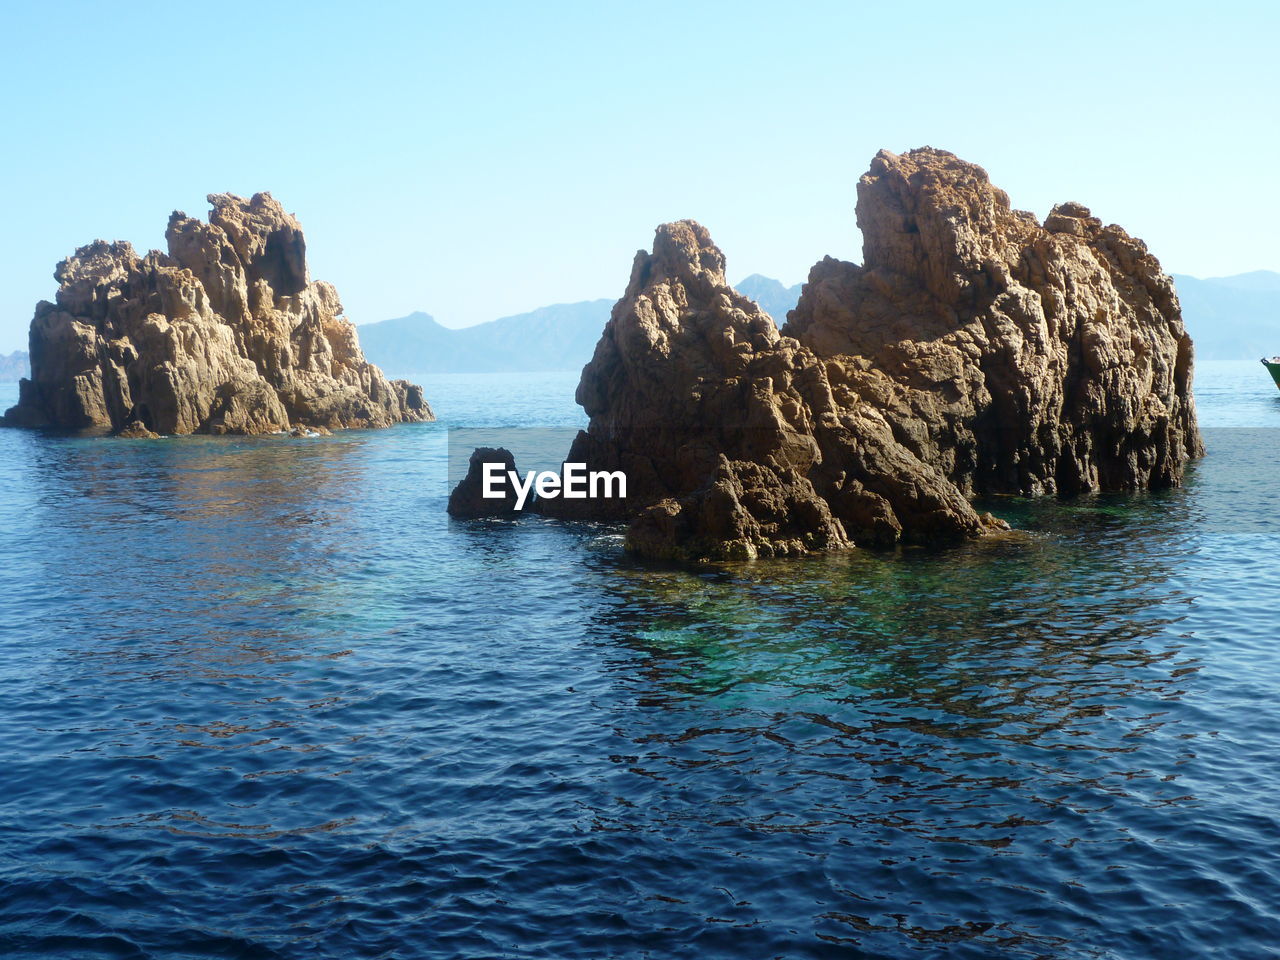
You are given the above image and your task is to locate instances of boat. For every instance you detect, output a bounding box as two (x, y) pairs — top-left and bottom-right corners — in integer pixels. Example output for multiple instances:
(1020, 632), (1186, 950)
(1263, 357), (1280, 390)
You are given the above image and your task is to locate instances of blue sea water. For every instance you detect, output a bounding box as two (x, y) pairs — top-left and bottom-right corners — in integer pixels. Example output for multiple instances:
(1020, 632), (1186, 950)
(0, 361), (1278, 959)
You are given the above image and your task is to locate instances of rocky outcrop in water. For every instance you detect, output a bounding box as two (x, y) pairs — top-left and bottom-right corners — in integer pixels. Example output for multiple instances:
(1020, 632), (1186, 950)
(448, 447), (522, 518)
(539, 217), (1001, 559)
(534, 148), (1202, 560)
(786, 148), (1201, 497)
(2, 193), (433, 434)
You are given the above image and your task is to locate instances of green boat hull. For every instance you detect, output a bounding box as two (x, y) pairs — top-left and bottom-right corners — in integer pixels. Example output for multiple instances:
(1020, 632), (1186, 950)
(1264, 360), (1280, 391)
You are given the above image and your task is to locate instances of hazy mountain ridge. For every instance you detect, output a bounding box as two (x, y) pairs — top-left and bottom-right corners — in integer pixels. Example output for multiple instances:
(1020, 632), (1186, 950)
(1171, 271), (1280, 360)
(736, 274), (805, 325)
(0, 351), (28, 381)
(342, 271), (1278, 377)
(357, 300), (613, 376)
(357, 279), (806, 378)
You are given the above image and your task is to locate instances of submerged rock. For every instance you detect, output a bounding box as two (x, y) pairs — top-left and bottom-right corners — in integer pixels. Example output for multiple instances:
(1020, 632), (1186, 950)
(116, 420), (159, 439)
(539, 148), (1202, 561)
(289, 425), (333, 438)
(2, 193), (434, 435)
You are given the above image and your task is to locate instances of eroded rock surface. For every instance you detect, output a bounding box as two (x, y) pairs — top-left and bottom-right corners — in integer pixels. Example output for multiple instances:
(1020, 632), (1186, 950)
(786, 148), (1201, 497)
(3, 193), (433, 434)
(536, 148), (1201, 560)
(538, 218), (1002, 560)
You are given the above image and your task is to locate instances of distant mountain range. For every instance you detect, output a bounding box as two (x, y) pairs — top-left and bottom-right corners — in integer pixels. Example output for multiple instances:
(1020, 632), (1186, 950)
(1170, 271), (1280, 360)
(2, 271), (1274, 382)
(0, 351), (27, 382)
(736, 274), (805, 327)
(356, 299), (613, 376)
(356, 276), (806, 378)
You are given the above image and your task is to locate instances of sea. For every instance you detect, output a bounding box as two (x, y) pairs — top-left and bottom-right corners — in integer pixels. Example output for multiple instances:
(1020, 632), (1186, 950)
(0, 361), (1277, 959)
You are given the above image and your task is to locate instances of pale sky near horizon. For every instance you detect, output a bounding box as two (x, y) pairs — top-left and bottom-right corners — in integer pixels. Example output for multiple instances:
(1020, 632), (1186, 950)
(1, 0), (1276, 351)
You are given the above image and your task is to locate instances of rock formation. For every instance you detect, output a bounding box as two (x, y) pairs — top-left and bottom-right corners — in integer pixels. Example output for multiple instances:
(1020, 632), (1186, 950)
(448, 447), (522, 518)
(531, 147), (1202, 560)
(538, 217), (1002, 559)
(786, 148), (1201, 497)
(2, 193), (433, 435)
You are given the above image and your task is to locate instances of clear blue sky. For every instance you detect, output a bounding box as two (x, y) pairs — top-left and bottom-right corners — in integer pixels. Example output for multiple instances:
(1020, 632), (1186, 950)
(1, 0), (1275, 351)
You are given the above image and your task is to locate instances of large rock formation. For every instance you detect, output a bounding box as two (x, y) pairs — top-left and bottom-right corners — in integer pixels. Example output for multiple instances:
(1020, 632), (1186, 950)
(2, 193), (433, 434)
(786, 148), (1201, 497)
(534, 148), (1202, 560)
(539, 218), (1004, 559)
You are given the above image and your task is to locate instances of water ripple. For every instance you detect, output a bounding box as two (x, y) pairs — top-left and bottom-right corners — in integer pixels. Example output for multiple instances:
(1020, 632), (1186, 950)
(1, 372), (1279, 958)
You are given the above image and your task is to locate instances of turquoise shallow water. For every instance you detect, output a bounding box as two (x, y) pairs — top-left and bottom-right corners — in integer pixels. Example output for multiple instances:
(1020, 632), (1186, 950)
(1, 362), (1279, 959)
